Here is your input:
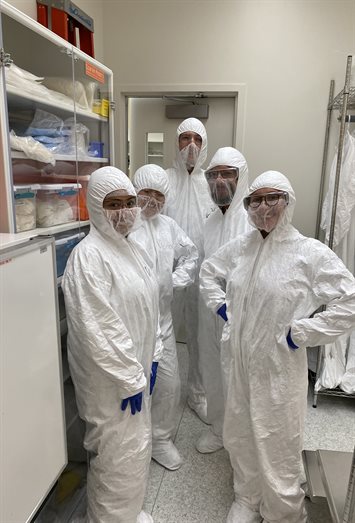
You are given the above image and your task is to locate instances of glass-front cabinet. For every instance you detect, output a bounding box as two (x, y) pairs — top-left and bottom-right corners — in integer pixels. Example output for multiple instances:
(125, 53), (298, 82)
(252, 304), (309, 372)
(0, 0), (114, 238)
(0, 3), (115, 520)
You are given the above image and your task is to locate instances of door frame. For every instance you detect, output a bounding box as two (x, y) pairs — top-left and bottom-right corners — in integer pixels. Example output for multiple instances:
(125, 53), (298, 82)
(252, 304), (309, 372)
(115, 83), (247, 173)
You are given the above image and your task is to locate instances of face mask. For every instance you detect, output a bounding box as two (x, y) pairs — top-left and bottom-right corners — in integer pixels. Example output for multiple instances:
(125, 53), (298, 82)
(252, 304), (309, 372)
(179, 142), (200, 171)
(104, 207), (141, 235)
(208, 178), (237, 206)
(248, 200), (286, 233)
(137, 195), (164, 219)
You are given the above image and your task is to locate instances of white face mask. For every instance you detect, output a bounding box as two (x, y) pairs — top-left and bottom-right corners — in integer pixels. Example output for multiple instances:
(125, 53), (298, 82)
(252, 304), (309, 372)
(137, 195), (164, 219)
(248, 200), (286, 233)
(179, 142), (200, 171)
(104, 207), (141, 235)
(208, 178), (237, 206)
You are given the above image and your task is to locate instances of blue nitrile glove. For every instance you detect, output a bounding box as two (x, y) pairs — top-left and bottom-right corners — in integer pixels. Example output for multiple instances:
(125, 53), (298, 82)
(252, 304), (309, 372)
(217, 303), (228, 322)
(286, 328), (299, 350)
(121, 392), (143, 415)
(150, 361), (159, 395)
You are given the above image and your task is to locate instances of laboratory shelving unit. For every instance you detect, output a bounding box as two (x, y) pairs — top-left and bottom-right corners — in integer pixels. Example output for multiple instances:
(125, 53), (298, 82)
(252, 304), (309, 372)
(313, 55), (355, 407)
(302, 55), (355, 523)
(0, 2), (115, 521)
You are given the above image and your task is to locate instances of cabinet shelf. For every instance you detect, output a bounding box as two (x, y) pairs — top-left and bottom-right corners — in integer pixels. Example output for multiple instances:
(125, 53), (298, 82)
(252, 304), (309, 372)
(11, 150), (109, 163)
(13, 220), (90, 243)
(7, 86), (108, 122)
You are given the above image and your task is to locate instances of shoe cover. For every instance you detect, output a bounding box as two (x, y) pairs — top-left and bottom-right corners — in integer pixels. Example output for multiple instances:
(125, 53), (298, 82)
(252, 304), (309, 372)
(187, 398), (209, 424)
(152, 439), (183, 471)
(136, 510), (154, 523)
(196, 428), (223, 453)
(226, 501), (262, 523)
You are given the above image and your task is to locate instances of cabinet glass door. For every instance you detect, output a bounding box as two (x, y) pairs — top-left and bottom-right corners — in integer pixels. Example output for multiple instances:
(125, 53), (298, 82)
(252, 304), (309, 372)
(2, 11), (83, 234)
(71, 49), (113, 221)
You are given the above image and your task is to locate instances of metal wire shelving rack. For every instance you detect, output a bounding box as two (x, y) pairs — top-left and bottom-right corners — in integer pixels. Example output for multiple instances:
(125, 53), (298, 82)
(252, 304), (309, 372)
(302, 55), (355, 523)
(313, 55), (355, 408)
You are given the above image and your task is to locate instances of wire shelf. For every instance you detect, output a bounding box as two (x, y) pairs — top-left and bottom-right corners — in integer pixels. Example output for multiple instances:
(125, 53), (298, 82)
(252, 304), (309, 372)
(309, 372), (355, 401)
(329, 86), (355, 109)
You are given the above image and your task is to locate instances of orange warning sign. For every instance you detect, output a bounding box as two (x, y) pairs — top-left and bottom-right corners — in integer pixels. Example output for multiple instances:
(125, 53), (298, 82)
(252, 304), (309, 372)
(85, 62), (105, 83)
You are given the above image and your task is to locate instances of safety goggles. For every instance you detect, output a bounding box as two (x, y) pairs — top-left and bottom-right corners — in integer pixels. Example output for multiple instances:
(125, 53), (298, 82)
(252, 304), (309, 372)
(205, 167), (239, 182)
(243, 191), (289, 210)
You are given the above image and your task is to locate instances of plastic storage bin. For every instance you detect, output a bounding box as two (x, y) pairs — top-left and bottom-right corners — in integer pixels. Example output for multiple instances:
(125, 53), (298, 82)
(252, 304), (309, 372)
(43, 175), (90, 220)
(36, 183), (81, 227)
(88, 141), (104, 158)
(14, 184), (39, 232)
(55, 232), (85, 277)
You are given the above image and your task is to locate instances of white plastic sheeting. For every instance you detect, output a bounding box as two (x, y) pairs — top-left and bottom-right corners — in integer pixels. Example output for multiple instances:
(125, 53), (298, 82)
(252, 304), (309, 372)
(318, 129), (355, 392)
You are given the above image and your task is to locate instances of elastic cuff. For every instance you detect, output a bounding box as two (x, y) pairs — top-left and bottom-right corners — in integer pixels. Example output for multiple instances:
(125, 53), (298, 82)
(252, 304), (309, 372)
(287, 328), (299, 350)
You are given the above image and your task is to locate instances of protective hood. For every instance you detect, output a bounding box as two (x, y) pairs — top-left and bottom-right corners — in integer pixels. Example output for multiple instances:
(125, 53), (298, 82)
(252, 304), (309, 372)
(133, 164), (169, 196)
(206, 146), (249, 207)
(87, 166), (138, 240)
(247, 170), (296, 235)
(174, 117), (208, 175)
(203, 147), (250, 256)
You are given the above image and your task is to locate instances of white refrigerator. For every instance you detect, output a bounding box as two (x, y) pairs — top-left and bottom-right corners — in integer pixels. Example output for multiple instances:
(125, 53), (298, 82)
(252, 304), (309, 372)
(0, 236), (67, 523)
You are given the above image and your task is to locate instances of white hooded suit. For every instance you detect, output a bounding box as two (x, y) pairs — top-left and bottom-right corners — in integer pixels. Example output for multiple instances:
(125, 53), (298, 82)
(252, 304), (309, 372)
(62, 167), (162, 523)
(198, 147), (250, 449)
(165, 117), (215, 411)
(200, 171), (355, 523)
(131, 164), (198, 469)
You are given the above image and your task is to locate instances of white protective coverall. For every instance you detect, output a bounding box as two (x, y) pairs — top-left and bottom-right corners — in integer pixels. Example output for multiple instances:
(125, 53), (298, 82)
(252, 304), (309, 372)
(131, 164), (198, 470)
(165, 117), (215, 419)
(319, 129), (355, 392)
(200, 171), (355, 523)
(62, 167), (162, 523)
(197, 147), (251, 453)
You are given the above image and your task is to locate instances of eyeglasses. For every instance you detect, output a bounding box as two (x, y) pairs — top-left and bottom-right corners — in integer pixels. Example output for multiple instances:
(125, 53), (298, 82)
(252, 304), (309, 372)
(205, 167), (239, 182)
(243, 191), (289, 210)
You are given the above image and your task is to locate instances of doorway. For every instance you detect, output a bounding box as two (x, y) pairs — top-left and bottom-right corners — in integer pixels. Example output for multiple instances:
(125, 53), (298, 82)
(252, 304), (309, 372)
(126, 94), (238, 177)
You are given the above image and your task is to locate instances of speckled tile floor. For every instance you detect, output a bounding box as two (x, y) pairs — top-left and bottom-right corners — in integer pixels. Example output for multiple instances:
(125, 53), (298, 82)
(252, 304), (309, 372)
(144, 343), (355, 523)
(65, 343), (354, 523)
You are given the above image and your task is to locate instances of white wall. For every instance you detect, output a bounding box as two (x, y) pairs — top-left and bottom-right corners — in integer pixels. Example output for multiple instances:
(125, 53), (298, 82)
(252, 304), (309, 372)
(102, 0), (355, 238)
(5, 0), (104, 61)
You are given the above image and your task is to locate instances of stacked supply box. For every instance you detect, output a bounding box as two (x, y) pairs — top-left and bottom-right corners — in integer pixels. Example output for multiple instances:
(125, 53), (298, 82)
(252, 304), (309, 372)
(36, 183), (81, 227)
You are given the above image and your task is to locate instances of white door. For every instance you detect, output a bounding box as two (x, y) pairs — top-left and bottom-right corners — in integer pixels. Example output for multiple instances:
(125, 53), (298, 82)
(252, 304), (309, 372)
(127, 96), (236, 177)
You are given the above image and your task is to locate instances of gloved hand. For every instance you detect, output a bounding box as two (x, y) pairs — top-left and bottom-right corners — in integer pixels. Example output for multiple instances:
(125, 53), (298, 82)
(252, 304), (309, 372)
(286, 328), (299, 350)
(217, 303), (228, 322)
(150, 361), (159, 395)
(121, 392), (143, 415)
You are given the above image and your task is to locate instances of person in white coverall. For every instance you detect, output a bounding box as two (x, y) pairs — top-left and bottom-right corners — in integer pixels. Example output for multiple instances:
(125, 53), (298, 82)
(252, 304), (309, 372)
(196, 147), (250, 454)
(131, 164), (198, 471)
(62, 167), (162, 523)
(165, 117), (215, 423)
(200, 171), (355, 523)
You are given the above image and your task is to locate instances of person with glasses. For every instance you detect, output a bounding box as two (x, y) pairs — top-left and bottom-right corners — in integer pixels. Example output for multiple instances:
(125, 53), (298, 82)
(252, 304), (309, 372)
(62, 167), (162, 523)
(196, 147), (251, 454)
(131, 164), (198, 471)
(164, 118), (215, 424)
(200, 171), (355, 523)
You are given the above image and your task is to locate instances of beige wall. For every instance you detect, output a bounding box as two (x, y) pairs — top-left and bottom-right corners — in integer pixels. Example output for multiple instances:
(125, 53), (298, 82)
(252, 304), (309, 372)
(5, 0), (104, 61)
(5, 0), (355, 236)
(102, 0), (355, 238)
